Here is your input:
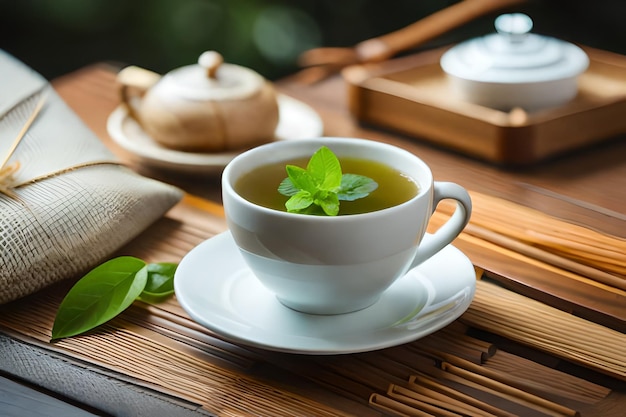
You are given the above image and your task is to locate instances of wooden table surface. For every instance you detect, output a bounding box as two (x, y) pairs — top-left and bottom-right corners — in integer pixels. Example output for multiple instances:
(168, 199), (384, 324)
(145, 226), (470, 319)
(3, 60), (625, 417)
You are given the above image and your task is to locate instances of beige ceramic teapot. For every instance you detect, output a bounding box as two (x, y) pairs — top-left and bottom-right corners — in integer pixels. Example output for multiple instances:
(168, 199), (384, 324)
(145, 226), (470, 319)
(117, 51), (280, 152)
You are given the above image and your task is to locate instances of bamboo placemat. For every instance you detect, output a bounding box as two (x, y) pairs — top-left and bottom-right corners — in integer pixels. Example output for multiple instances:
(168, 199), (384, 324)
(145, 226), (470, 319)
(1, 192), (625, 416)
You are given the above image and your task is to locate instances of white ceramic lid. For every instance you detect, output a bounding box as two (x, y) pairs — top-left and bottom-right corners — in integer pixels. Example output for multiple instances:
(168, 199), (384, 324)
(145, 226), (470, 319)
(440, 13), (589, 84)
(156, 51), (265, 101)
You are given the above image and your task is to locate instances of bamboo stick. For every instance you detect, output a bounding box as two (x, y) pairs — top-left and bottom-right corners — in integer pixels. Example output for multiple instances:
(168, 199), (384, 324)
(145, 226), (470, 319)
(121, 309), (255, 369)
(440, 361), (580, 417)
(416, 333), (487, 365)
(484, 351), (611, 404)
(389, 384), (499, 417)
(435, 191), (626, 279)
(427, 365), (573, 416)
(452, 226), (626, 298)
(461, 280), (626, 381)
(439, 323), (497, 358)
(408, 374), (517, 417)
(463, 222), (626, 291)
(386, 386), (461, 416)
(369, 393), (436, 417)
(396, 383), (502, 417)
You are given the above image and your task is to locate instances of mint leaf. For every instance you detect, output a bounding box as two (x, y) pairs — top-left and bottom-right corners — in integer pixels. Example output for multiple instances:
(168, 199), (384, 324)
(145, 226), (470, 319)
(51, 257), (148, 340)
(285, 190), (314, 212)
(337, 173), (379, 201)
(285, 165), (318, 194)
(278, 146), (378, 216)
(278, 177), (299, 196)
(307, 146), (342, 190)
(316, 192), (339, 216)
(137, 262), (177, 303)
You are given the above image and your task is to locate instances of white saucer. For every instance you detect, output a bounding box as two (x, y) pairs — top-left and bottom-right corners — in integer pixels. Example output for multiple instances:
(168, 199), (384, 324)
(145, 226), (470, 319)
(106, 94), (323, 175)
(174, 231), (476, 355)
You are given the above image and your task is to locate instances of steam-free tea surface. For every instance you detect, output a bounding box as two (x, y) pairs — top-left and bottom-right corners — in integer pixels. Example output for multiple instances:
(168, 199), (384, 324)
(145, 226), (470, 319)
(235, 157), (419, 215)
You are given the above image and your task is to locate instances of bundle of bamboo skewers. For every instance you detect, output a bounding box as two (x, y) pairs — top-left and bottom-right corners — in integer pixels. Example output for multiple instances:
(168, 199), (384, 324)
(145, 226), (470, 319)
(434, 191), (626, 290)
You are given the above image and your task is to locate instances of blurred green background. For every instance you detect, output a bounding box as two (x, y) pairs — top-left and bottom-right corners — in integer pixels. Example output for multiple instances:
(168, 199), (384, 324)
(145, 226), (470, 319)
(2, 0), (626, 81)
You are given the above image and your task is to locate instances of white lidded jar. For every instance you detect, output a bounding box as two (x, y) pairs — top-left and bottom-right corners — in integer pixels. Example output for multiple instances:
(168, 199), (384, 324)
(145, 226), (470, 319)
(440, 13), (589, 111)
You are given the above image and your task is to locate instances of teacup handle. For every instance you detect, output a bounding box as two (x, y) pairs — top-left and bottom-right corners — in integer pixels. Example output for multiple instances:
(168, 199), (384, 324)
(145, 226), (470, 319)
(410, 182), (472, 269)
(116, 66), (161, 122)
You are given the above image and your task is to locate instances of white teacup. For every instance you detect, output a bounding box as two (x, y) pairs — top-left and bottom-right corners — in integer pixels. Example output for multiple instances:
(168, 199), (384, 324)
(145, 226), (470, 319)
(222, 137), (472, 315)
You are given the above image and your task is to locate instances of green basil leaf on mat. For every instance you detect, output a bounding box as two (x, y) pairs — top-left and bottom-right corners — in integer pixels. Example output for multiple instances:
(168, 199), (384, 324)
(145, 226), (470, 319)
(51, 256), (148, 340)
(137, 262), (177, 303)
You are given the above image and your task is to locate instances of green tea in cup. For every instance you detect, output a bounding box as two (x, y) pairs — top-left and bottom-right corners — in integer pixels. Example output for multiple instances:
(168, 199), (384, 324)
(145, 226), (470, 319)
(234, 156), (419, 215)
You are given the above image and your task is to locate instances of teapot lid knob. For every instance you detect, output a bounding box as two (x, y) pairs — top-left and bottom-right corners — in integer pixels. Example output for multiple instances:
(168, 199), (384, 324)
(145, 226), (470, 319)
(495, 13), (533, 43)
(198, 51), (224, 78)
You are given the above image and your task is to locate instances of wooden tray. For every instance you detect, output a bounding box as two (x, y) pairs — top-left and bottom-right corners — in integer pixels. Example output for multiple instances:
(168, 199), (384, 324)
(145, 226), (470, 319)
(343, 46), (626, 166)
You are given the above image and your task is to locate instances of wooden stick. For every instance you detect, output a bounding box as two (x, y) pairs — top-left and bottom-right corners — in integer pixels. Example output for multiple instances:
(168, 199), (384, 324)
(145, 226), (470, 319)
(453, 227), (626, 298)
(408, 374), (517, 417)
(439, 323), (497, 358)
(441, 362), (580, 417)
(464, 222), (626, 290)
(429, 365), (575, 416)
(415, 333), (487, 365)
(461, 281), (626, 381)
(397, 383), (502, 417)
(389, 384), (499, 417)
(121, 308), (255, 369)
(484, 351), (611, 404)
(436, 351), (598, 412)
(435, 191), (626, 278)
(386, 385), (463, 416)
(369, 393), (436, 417)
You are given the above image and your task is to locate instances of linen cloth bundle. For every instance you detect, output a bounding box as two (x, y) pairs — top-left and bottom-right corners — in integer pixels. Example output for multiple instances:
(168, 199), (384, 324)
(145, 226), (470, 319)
(0, 50), (183, 304)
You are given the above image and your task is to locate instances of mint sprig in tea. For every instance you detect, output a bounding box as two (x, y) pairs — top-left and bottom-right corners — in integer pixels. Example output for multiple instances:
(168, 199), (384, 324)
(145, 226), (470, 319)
(235, 146), (419, 215)
(278, 146), (379, 215)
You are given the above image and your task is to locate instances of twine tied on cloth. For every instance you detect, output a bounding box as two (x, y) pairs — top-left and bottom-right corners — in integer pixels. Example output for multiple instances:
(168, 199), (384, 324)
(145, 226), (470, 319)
(0, 161), (20, 199)
(0, 92), (46, 199)
(0, 91), (122, 202)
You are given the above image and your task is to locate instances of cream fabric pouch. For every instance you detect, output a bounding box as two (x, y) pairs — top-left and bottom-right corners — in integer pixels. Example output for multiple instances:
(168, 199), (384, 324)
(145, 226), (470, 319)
(0, 50), (183, 304)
